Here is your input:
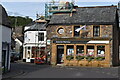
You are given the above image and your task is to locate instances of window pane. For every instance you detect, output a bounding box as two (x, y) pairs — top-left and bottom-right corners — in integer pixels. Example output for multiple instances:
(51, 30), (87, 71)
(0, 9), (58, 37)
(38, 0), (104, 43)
(76, 46), (84, 60)
(97, 46), (105, 60)
(76, 46), (84, 55)
(87, 46), (94, 55)
(93, 26), (100, 37)
(66, 45), (74, 60)
(74, 26), (80, 37)
(38, 33), (44, 41)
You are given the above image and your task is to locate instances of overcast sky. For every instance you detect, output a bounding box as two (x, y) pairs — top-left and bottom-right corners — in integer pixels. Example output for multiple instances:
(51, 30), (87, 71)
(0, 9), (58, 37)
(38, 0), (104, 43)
(0, 0), (119, 20)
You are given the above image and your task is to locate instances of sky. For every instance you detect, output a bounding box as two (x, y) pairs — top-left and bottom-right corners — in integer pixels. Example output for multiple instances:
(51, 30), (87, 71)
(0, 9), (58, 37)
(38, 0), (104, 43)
(0, 0), (119, 20)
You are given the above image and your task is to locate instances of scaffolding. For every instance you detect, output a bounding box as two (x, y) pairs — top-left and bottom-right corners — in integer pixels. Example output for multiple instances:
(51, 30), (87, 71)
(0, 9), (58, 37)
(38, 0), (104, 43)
(45, 1), (75, 20)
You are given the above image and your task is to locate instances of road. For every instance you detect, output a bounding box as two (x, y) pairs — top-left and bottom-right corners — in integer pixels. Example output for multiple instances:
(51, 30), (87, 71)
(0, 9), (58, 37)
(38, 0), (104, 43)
(2, 61), (119, 80)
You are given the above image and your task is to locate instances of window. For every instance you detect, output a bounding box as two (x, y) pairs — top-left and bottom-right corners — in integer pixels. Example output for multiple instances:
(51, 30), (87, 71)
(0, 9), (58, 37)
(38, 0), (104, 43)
(87, 46), (94, 55)
(96, 46), (105, 60)
(57, 28), (64, 35)
(38, 33), (44, 41)
(28, 47), (30, 50)
(74, 26), (80, 37)
(76, 46), (84, 55)
(66, 45), (74, 60)
(93, 26), (100, 37)
(76, 46), (84, 60)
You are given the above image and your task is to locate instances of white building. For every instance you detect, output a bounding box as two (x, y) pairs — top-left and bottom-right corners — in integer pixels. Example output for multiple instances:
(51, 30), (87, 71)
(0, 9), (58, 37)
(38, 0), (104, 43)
(23, 20), (47, 63)
(0, 5), (11, 73)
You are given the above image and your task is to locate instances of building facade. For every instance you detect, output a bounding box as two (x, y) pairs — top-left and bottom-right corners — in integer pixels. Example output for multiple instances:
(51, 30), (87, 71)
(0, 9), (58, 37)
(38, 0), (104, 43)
(0, 5), (11, 73)
(47, 5), (119, 67)
(23, 20), (47, 63)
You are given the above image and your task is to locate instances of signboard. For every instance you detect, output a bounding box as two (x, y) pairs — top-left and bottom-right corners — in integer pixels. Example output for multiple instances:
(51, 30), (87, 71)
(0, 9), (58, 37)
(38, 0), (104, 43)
(53, 41), (88, 44)
(47, 40), (51, 45)
(53, 40), (109, 44)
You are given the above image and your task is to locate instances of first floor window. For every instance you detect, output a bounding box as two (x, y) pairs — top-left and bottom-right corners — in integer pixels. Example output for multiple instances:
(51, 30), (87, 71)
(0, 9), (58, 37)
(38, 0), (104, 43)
(74, 26), (80, 37)
(38, 33), (44, 41)
(93, 26), (100, 37)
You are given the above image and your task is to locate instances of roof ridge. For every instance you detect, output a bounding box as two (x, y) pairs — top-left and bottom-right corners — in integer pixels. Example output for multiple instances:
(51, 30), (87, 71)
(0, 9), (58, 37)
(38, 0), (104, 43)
(77, 5), (117, 8)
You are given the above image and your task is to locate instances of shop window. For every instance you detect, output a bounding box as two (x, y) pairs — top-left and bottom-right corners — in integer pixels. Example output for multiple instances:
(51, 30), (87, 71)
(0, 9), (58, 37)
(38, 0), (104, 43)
(87, 46), (94, 55)
(66, 45), (74, 60)
(38, 33), (44, 41)
(76, 46), (84, 60)
(96, 46), (105, 60)
(93, 26), (100, 37)
(86, 46), (94, 61)
(32, 47), (40, 58)
(74, 26), (80, 37)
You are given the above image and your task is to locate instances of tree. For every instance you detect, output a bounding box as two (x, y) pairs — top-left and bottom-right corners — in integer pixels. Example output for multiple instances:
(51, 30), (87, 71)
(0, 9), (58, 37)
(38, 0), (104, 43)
(8, 16), (33, 28)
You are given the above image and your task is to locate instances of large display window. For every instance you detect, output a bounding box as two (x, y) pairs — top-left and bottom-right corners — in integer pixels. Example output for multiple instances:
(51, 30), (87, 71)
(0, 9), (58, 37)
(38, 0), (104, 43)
(66, 45), (74, 60)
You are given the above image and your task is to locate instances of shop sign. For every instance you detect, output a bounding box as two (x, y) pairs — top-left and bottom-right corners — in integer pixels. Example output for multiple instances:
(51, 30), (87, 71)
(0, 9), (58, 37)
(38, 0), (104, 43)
(53, 41), (88, 44)
(47, 40), (51, 45)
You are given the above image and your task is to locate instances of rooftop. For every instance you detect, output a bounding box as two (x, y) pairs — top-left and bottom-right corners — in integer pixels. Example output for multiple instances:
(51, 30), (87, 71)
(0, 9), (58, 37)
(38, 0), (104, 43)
(49, 6), (117, 25)
(0, 4), (11, 28)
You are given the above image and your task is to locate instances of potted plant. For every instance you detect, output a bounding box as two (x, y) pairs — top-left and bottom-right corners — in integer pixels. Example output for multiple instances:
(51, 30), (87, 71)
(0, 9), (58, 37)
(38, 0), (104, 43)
(66, 54), (74, 61)
(76, 54), (85, 61)
(95, 54), (105, 61)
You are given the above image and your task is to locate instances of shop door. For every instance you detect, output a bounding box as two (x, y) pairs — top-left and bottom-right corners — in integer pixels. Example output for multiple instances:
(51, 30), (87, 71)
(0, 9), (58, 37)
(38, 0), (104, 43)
(57, 45), (64, 64)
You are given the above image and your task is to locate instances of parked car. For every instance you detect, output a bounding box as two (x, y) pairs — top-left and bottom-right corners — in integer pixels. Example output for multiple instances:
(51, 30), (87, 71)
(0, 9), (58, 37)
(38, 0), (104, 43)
(10, 52), (20, 62)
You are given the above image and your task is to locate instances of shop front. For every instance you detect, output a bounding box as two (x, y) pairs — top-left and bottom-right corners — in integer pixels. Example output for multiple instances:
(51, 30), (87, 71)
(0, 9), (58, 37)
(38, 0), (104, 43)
(51, 40), (111, 67)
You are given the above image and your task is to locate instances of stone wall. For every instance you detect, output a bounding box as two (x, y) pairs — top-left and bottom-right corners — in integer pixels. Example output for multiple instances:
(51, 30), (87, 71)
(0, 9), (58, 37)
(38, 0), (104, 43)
(47, 25), (113, 39)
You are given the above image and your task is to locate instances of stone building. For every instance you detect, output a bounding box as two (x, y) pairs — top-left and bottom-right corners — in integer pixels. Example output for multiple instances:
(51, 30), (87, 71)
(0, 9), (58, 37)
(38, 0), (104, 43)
(46, 5), (119, 67)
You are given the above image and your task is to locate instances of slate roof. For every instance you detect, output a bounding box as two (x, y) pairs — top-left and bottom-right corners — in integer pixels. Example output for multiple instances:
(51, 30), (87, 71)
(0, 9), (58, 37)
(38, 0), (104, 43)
(24, 22), (47, 32)
(17, 36), (24, 43)
(49, 6), (117, 25)
(0, 4), (11, 28)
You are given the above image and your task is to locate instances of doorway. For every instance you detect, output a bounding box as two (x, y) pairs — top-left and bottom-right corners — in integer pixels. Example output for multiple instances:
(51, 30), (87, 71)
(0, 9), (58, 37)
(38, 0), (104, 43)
(57, 45), (64, 64)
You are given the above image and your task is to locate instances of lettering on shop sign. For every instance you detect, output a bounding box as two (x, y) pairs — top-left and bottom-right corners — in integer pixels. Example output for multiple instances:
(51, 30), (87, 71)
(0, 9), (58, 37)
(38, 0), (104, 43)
(53, 41), (88, 44)
(53, 41), (71, 43)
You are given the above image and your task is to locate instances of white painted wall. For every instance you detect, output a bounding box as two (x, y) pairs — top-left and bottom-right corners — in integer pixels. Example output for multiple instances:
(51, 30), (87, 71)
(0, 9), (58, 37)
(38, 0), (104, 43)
(24, 26), (30, 31)
(0, 25), (2, 68)
(24, 31), (46, 45)
(23, 30), (47, 60)
(2, 25), (11, 43)
(1, 25), (11, 71)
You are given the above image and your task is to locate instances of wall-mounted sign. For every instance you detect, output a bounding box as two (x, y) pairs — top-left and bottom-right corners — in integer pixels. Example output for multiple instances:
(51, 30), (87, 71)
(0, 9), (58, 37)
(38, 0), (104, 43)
(53, 40), (109, 44)
(47, 40), (51, 45)
(53, 41), (88, 44)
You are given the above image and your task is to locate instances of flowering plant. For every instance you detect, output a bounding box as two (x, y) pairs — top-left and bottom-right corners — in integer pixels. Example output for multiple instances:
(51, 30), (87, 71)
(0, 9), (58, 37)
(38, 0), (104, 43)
(95, 54), (105, 61)
(85, 54), (94, 61)
(66, 54), (74, 61)
(76, 54), (85, 60)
